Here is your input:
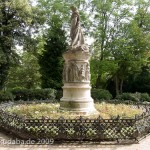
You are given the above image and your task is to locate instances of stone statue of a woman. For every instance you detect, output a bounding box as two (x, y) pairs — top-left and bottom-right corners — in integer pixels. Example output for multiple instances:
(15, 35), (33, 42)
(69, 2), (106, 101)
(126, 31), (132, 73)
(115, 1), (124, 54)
(70, 6), (85, 48)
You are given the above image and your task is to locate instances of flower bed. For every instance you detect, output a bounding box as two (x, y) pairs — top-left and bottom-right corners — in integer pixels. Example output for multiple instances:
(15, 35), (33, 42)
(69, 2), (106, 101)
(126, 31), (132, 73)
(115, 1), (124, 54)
(0, 101), (149, 143)
(4, 102), (143, 119)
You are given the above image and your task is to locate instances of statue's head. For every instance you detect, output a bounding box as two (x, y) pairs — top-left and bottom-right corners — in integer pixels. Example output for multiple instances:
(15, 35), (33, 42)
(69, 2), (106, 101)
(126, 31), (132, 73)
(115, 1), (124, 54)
(70, 6), (77, 12)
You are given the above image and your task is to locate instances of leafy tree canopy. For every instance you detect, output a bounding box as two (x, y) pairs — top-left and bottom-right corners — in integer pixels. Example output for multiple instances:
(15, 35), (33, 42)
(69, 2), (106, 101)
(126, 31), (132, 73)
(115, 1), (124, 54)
(0, 0), (32, 90)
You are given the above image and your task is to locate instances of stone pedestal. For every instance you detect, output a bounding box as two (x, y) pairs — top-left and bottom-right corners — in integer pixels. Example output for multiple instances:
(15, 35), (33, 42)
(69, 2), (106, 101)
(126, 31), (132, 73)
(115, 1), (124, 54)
(60, 46), (97, 114)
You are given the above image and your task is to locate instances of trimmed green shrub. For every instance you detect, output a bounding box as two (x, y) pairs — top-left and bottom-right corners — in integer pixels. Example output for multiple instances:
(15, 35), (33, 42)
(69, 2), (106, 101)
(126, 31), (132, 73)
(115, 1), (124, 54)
(11, 88), (56, 101)
(141, 93), (150, 102)
(55, 90), (63, 100)
(116, 93), (139, 102)
(0, 91), (14, 102)
(130, 92), (141, 102)
(116, 92), (150, 102)
(91, 89), (113, 101)
(116, 93), (130, 101)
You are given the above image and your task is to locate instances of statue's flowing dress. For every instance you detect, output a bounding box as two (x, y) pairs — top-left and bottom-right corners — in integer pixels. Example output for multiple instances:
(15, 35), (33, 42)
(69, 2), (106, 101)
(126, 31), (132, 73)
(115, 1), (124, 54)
(70, 11), (84, 46)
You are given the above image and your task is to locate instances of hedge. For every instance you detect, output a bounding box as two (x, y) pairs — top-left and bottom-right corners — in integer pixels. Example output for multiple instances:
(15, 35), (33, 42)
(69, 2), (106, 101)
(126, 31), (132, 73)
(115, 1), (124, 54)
(10, 88), (56, 101)
(0, 91), (14, 102)
(91, 89), (113, 101)
(116, 92), (150, 102)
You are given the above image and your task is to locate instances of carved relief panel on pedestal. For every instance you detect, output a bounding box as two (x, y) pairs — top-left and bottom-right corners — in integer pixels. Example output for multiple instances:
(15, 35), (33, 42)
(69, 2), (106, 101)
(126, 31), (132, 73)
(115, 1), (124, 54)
(63, 61), (91, 83)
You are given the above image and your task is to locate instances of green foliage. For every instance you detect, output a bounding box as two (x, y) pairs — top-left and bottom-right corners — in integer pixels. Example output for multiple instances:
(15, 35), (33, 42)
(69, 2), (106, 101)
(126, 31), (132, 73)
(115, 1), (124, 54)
(55, 90), (63, 100)
(10, 88), (56, 101)
(141, 93), (150, 102)
(0, 0), (149, 95)
(66, 128), (75, 136)
(6, 51), (41, 89)
(0, 0), (32, 90)
(37, 0), (92, 32)
(130, 66), (150, 94)
(0, 91), (14, 102)
(116, 93), (138, 102)
(116, 92), (150, 102)
(91, 89), (112, 101)
(38, 16), (67, 90)
(86, 128), (97, 137)
(90, 0), (150, 95)
(90, 59), (118, 88)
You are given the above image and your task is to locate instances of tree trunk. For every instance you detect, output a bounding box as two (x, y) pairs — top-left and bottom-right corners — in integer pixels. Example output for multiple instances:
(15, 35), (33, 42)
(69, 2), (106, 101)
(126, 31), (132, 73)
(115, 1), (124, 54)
(120, 79), (124, 94)
(115, 76), (120, 96)
(0, 4), (13, 90)
(0, 42), (11, 90)
(96, 74), (102, 89)
(0, 64), (9, 90)
(115, 76), (124, 96)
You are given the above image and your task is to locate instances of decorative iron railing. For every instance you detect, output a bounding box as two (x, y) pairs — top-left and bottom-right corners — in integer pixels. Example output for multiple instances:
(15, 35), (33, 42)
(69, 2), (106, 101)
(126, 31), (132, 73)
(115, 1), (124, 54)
(0, 101), (149, 143)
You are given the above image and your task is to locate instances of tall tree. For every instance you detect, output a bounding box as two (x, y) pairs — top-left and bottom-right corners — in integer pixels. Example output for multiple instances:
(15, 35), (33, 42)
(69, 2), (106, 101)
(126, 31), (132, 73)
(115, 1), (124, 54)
(124, 65), (150, 94)
(36, 0), (92, 37)
(0, 0), (32, 90)
(90, 0), (133, 89)
(38, 16), (67, 90)
(36, 0), (91, 90)
(109, 20), (149, 95)
(90, 0), (150, 95)
(6, 51), (41, 89)
(121, 0), (150, 94)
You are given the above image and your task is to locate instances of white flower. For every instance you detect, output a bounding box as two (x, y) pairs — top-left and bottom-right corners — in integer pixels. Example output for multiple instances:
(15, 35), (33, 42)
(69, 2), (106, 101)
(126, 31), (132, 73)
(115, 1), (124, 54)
(35, 111), (39, 114)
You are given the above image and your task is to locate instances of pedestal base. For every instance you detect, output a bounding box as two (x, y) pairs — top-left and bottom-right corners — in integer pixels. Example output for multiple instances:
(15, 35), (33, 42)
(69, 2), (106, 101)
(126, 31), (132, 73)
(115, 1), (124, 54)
(60, 83), (98, 115)
(60, 48), (98, 115)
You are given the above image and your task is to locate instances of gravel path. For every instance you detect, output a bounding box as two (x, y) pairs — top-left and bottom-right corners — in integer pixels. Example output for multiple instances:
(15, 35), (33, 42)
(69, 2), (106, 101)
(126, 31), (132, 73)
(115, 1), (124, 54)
(0, 132), (149, 150)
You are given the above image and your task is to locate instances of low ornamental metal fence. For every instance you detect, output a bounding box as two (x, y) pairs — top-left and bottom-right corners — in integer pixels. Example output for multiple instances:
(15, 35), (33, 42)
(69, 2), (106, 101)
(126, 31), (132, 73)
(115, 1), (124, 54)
(0, 101), (149, 143)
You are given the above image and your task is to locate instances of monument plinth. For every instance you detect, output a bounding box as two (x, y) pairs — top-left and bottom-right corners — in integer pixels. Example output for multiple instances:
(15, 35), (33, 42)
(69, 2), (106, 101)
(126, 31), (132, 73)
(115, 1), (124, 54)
(60, 6), (97, 114)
